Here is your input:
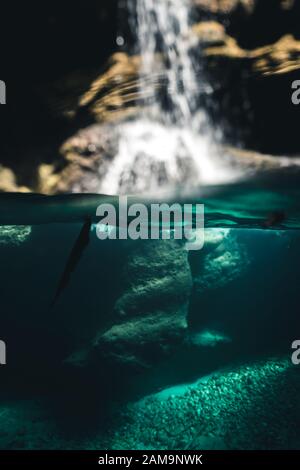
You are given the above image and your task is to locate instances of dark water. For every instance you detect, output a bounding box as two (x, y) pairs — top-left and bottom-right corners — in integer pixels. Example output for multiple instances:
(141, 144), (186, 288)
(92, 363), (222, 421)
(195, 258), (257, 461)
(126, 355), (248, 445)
(1, 178), (300, 449)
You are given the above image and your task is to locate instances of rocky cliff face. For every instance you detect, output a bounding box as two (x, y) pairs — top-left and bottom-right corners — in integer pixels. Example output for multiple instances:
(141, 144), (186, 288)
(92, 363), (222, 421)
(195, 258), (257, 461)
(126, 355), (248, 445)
(1, 0), (300, 192)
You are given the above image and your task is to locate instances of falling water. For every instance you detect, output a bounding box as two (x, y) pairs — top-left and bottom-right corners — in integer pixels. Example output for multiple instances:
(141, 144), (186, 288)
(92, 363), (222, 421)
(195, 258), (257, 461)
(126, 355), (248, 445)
(99, 0), (236, 196)
(133, 0), (199, 124)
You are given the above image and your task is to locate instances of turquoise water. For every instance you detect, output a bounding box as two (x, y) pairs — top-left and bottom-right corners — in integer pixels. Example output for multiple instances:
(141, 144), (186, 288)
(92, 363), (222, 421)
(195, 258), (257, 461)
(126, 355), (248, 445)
(0, 178), (300, 449)
(1, 175), (300, 229)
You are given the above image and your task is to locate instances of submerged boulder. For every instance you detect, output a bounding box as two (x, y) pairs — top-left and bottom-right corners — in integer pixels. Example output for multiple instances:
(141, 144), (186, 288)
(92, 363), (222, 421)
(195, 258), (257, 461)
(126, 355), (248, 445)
(193, 229), (249, 293)
(67, 239), (193, 373)
(105, 357), (296, 450)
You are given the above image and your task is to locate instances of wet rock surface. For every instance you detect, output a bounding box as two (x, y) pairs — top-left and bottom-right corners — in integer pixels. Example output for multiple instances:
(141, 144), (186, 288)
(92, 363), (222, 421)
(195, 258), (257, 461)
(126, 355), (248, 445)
(0, 357), (299, 450)
(107, 357), (299, 450)
(67, 239), (193, 374)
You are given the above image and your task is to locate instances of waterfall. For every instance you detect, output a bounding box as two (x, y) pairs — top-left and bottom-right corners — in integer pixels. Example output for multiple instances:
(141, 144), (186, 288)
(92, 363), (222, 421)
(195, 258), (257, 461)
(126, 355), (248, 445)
(99, 0), (236, 196)
(133, 0), (198, 124)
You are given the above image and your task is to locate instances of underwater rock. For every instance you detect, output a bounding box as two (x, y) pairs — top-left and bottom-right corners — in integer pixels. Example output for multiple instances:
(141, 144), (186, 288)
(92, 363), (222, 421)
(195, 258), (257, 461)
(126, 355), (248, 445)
(0, 226), (32, 247)
(68, 240), (193, 373)
(188, 329), (232, 348)
(106, 357), (297, 450)
(193, 229), (249, 293)
(0, 357), (297, 450)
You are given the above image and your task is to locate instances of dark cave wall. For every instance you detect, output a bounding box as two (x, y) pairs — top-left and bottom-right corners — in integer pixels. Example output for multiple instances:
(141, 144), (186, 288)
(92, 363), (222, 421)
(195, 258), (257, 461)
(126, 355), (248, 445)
(0, 1), (119, 172)
(1, 1), (119, 83)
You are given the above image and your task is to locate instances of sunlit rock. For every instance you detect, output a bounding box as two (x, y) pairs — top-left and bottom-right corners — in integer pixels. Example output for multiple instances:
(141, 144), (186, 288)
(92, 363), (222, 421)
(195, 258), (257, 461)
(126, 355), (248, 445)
(0, 226), (32, 247)
(107, 358), (294, 450)
(189, 329), (232, 347)
(195, 229), (249, 292)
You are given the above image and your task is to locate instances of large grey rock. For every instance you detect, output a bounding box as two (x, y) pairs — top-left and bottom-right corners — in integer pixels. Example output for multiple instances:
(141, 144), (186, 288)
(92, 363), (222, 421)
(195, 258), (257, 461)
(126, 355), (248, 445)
(67, 239), (193, 373)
